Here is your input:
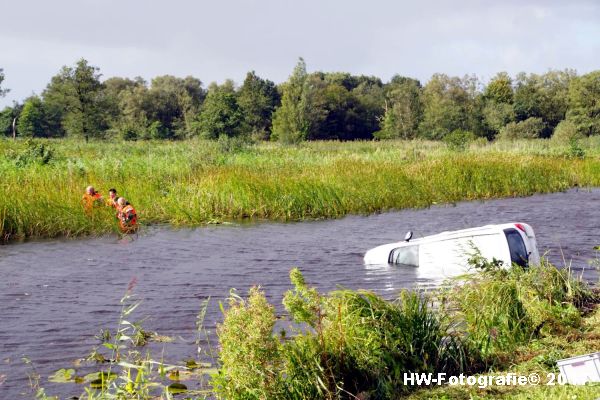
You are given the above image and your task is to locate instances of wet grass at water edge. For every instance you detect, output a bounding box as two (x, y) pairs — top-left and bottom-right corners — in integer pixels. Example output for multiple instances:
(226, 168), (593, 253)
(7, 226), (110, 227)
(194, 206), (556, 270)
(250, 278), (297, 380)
(3, 137), (600, 241)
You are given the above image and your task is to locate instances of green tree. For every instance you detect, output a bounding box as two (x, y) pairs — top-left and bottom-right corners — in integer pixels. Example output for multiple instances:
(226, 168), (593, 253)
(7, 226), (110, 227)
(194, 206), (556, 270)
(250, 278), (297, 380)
(101, 76), (146, 130)
(351, 77), (385, 139)
(272, 58), (325, 143)
(114, 75), (205, 139)
(0, 68), (8, 97)
(566, 70), (600, 136)
(302, 73), (342, 140)
(482, 101), (515, 136)
(497, 117), (545, 140)
(0, 103), (22, 137)
(196, 81), (243, 139)
(43, 58), (107, 140)
(238, 71), (280, 139)
(296, 73), (383, 141)
(17, 97), (48, 137)
(513, 70), (575, 137)
(484, 72), (513, 104)
(146, 75), (205, 138)
(480, 72), (516, 138)
(418, 74), (478, 139)
(377, 76), (422, 139)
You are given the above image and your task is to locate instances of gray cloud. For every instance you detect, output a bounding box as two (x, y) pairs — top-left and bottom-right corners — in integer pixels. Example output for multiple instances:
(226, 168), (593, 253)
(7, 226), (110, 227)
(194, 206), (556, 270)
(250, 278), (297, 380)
(1, 0), (599, 106)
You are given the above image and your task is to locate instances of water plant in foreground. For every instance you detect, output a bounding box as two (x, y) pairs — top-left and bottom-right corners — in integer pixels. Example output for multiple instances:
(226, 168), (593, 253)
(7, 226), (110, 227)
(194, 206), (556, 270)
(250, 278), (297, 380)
(214, 269), (470, 399)
(27, 279), (213, 400)
(23, 258), (598, 399)
(214, 262), (598, 400)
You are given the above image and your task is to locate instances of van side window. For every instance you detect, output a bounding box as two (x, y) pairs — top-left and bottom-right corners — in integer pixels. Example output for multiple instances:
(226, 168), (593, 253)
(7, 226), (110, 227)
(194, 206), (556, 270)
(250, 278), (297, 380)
(504, 228), (528, 267)
(389, 245), (419, 267)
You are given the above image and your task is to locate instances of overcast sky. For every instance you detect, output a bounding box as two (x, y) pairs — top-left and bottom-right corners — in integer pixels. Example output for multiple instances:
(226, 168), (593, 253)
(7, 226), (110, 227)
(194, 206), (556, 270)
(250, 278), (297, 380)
(1, 0), (599, 107)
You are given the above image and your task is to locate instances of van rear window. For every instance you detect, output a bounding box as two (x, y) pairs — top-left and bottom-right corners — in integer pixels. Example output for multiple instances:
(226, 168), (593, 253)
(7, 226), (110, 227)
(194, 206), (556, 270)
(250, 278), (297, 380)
(504, 228), (528, 267)
(389, 245), (419, 267)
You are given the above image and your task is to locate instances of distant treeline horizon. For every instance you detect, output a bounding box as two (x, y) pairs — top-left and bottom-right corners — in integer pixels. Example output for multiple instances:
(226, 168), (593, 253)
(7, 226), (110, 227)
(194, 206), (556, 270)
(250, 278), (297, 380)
(0, 58), (599, 143)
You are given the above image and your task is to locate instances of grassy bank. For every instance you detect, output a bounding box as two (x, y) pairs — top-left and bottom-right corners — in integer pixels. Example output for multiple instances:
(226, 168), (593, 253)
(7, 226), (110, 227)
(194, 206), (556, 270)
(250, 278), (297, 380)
(2, 137), (600, 241)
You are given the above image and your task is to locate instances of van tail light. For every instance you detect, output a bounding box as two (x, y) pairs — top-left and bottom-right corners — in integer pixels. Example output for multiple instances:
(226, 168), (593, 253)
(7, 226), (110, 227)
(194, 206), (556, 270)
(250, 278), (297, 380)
(515, 223), (527, 233)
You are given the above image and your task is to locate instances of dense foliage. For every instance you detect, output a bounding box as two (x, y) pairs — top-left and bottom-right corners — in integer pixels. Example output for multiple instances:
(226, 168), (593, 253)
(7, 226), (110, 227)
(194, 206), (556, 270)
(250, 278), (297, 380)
(214, 265), (597, 399)
(3, 138), (600, 242)
(2, 60), (600, 142)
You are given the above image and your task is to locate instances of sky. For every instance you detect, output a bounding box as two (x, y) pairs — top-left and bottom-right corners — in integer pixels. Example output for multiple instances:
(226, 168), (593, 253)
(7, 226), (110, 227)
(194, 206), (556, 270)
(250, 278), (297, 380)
(1, 0), (599, 107)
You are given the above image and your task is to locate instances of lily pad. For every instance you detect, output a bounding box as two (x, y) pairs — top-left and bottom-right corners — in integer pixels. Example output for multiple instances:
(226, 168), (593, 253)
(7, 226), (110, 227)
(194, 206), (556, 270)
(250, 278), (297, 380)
(48, 369), (77, 383)
(167, 382), (187, 394)
(185, 359), (211, 370)
(85, 371), (118, 388)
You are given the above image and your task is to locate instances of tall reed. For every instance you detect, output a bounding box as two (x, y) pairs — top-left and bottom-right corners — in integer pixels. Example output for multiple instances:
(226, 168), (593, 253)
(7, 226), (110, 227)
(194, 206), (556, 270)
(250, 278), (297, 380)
(3, 137), (600, 241)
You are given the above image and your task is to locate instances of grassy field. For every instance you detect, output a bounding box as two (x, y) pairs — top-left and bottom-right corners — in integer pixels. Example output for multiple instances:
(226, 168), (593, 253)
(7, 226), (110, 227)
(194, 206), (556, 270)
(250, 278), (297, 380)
(2, 137), (600, 241)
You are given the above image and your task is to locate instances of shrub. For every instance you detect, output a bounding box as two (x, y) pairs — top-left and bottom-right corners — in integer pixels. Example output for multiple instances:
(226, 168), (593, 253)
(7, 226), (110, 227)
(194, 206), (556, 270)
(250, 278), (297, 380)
(216, 269), (470, 399)
(147, 121), (170, 140)
(552, 120), (584, 143)
(497, 117), (545, 140)
(443, 129), (476, 151)
(551, 120), (586, 158)
(213, 287), (283, 400)
(12, 139), (55, 167)
(568, 138), (586, 159)
(119, 125), (138, 141)
(443, 260), (593, 363)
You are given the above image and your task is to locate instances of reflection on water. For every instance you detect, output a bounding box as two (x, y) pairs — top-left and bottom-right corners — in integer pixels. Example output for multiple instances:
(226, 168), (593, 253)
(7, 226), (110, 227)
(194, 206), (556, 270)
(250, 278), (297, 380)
(0, 188), (599, 398)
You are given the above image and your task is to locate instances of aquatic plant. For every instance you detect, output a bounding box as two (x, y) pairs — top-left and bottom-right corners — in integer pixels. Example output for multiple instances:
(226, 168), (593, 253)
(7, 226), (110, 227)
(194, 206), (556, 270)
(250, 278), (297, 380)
(215, 269), (470, 399)
(214, 262), (597, 400)
(27, 279), (213, 399)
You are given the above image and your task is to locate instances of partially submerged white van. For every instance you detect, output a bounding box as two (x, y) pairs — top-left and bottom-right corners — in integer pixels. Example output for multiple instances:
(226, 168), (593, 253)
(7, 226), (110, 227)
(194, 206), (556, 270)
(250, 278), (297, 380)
(364, 223), (540, 278)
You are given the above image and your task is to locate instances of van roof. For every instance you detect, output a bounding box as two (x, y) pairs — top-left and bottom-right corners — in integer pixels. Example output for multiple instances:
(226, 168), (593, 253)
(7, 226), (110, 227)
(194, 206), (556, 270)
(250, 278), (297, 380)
(404, 223), (529, 246)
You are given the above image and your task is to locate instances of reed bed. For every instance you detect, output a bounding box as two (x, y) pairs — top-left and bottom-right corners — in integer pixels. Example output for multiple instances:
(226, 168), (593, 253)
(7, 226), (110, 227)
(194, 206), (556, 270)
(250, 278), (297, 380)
(2, 137), (600, 241)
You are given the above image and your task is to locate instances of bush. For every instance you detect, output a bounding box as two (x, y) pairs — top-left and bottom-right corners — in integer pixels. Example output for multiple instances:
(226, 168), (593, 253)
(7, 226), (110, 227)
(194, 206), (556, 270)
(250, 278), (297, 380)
(443, 129), (476, 151)
(147, 121), (170, 140)
(497, 117), (545, 140)
(443, 260), (593, 363)
(216, 269), (470, 399)
(213, 287), (283, 400)
(217, 134), (251, 153)
(12, 139), (55, 167)
(552, 120), (584, 143)
(119, 125), (138, 141)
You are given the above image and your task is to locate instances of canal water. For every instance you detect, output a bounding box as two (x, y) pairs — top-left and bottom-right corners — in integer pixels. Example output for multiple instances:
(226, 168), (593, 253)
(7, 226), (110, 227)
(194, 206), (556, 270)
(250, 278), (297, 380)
(1, 189), (598, 398)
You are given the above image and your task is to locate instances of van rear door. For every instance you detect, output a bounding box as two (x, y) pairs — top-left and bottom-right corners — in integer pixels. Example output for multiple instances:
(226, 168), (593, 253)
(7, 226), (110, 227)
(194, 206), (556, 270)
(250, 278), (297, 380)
(503, 228), (529, 267)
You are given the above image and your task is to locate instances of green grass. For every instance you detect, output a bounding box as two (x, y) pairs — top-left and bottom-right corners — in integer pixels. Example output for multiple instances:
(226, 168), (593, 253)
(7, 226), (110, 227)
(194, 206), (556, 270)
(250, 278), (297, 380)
(212, 265), (599, 400)
(406, 304), (600, 400)
(2, 137), (600, 241)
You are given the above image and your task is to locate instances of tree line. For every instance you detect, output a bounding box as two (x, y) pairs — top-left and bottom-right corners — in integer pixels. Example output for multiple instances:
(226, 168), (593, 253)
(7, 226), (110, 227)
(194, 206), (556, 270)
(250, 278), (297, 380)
(1, 58), (599, 142)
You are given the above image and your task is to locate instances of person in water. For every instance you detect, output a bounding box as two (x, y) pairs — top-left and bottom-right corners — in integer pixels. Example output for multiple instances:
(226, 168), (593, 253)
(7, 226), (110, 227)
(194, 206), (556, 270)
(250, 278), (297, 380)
(82, 186), (104, 213)
(106, 188), (118, 208)
(116, 197), (138, 233)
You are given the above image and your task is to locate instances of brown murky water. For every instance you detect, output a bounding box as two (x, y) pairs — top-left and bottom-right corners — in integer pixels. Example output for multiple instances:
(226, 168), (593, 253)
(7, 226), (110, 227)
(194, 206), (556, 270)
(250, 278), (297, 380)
(1, 189), (598, 398)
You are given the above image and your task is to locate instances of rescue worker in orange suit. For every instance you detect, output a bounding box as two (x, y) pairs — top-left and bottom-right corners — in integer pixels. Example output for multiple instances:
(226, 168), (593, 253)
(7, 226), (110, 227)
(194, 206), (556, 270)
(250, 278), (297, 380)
(82, 186), (104, 214)
(106, 188), (118, 208)
(116, 197), (138, 233)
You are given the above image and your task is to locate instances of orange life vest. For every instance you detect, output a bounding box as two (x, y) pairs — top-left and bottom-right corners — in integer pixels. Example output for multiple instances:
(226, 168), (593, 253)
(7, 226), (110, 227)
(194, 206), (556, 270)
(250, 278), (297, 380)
(106, 197), (118, 208)
(82, 192), (103, 211)
(118, 204), (138, 233)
